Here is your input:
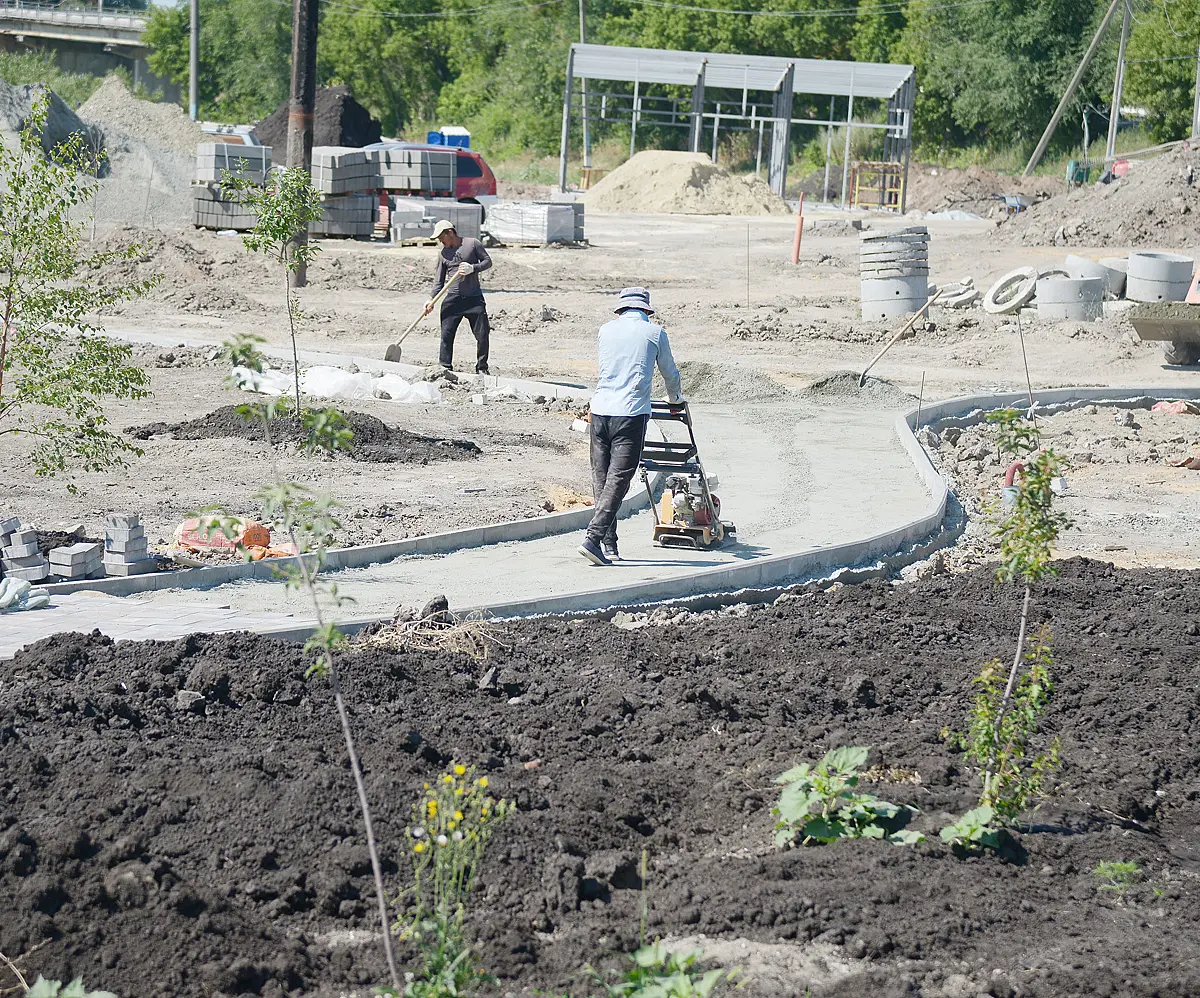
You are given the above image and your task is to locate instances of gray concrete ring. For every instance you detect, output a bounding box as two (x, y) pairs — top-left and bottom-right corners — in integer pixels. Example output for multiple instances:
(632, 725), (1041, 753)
(983, 266), (1038, 314)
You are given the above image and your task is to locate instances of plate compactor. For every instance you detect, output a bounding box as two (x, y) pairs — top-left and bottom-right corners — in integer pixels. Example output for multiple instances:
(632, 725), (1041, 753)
(638, 400), (736, 550)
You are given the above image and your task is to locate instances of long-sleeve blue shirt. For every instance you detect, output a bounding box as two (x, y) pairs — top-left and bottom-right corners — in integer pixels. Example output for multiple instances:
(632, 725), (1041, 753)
(590, 310), (683, 417)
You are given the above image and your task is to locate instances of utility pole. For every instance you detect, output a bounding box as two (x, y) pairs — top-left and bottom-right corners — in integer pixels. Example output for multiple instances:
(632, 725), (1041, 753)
(286, 0), (319, 288)
(579, 0), (590, 170)
(188, 0), (199, 120)
(1105, 0), (1130, 160)
(1023, 0), (1122, 175)
(1193, 43), (1200, 138)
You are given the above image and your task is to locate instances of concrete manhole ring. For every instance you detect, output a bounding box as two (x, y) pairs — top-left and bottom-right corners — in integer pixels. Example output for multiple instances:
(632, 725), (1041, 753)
(983, 266), (1038, 314)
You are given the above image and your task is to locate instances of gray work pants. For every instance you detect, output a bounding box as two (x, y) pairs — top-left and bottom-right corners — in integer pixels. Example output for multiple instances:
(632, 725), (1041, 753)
(586, 414), (648, 546)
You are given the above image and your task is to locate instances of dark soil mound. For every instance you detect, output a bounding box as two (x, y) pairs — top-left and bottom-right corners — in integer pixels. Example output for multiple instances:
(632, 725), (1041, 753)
(2, 560), (1199, 997)
(125, 405), (481, 465)
(255, 86), (382, 153)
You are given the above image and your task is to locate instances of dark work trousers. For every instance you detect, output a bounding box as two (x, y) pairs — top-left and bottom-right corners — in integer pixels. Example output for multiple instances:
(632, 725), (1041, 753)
(587, 414), (649, 546)
(439, 305), (490, 373)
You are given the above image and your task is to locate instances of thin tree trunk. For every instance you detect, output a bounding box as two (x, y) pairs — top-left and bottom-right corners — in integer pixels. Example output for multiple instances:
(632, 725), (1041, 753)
(290, 532), (403, 995)
(984, 584), (1032, 799)
(285, 265), (302, 413)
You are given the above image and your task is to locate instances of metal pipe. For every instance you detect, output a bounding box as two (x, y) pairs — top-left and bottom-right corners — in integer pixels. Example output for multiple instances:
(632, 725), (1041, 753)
(559, 47), (574, 192)
(579, 0), (590, 169)
(840, 73), (854, 208)
(630, 76), (639, 159)
(188, 0), (198, 120)
(711, 102), (719, 162)
(1194, 44), (1200, 137)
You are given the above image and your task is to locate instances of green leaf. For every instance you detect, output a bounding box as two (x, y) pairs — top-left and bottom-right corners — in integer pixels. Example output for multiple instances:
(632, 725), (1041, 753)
(775, 763), (811, 784)
(861, 824), (886, 839)
(25, 979), (61, 998)
(822, 745), (869, 774)
(775, 783), (816, 822)
(887, 829), (926, 846)
(803, 817), (842, 842)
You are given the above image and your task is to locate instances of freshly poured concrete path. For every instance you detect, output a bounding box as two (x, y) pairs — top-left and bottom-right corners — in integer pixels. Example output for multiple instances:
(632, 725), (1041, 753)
(2, 397), (931, 657)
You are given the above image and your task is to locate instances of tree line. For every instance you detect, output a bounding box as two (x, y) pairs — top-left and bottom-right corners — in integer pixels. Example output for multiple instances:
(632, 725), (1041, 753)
(144, 0), (1200, 165)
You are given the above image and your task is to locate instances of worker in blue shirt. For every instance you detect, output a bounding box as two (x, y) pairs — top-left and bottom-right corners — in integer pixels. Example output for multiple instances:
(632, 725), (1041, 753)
(579, 287), (683, 566)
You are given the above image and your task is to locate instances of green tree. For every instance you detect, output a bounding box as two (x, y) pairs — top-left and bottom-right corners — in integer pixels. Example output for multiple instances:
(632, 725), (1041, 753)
(144, 0), (291, 122)
(0, 95), (156, 492)
(1124, 0), (1200, 142)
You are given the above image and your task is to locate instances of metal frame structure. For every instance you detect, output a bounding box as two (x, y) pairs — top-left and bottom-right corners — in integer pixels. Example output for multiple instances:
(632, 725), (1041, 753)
(560, 43), (916, 209)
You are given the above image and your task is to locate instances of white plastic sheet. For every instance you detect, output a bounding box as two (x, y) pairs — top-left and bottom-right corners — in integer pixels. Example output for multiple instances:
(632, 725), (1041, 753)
(232, 365), (442, 405)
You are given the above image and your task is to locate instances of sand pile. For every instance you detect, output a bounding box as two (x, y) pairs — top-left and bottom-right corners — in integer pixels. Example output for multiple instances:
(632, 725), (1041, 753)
(995, 144), (1200, 247)
(654, 360), (787, 402)
(583, 151), (790, 216)
(905, 164), (1052, 217)
(79, 76), (205, 157)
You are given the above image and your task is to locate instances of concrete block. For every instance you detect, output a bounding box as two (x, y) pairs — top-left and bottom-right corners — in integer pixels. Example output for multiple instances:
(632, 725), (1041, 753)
(102, 558), (160, 577)
(3, 540), (40, 558)
(3, 563), (49, 582)
(9, 526), (37, 546)
(105, 535), (149, 556)
(3, 552), (46, 569)
(0, 515), (19, 535)
(52, 559), (103, 580)
(105, 513), (141, 530)
(106, 525), (145, 544)
(49, 542), (103, 567)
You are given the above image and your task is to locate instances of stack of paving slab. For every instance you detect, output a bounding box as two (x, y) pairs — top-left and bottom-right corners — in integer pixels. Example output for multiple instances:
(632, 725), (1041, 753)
(535, 201), (585, 243)
(48, 542), (103, 580)
(368, 146), (456, 195)
(484, 201), (578, 245)
(193, 184), (258, 231)
(312, 193), (377, 237)
(194, 142), (272, 185)
(311, 146), (376, 194)
(859, 226), (930, 320)
(1, 520), (49, 582)
(103, 514), (157, 577)
(391, 197), (483, 242)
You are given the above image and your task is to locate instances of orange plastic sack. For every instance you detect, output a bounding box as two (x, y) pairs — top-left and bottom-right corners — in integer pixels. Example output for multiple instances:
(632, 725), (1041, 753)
(174, 517), (271, 553)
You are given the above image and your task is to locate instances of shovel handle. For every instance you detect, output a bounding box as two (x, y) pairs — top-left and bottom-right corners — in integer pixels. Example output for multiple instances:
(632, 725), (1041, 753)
(396, 269), (465, 347)
(858, 291), (942, 387)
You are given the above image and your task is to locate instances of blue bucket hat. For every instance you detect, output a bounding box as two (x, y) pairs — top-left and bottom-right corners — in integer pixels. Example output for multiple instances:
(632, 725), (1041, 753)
(614, 287), (654, 315)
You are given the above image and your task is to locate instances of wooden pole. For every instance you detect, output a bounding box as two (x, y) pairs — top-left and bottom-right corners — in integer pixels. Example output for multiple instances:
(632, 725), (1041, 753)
(840, 72), (855, 208)
(1024, 0), (1122, 176)
(790, 191), (805, 265)
(822, 96), (834, 202)
(188, 0), (199, 120)
(1193, 44), (1200, 138)
(579, 0), (590, 169)
(286, 0), (318, 288)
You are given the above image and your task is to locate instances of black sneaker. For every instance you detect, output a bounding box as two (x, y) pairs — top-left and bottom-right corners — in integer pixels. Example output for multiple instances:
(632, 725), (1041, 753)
(602, 541), (620, 562)
(477, 364), (490, 375)
(578, 537), (611, 566)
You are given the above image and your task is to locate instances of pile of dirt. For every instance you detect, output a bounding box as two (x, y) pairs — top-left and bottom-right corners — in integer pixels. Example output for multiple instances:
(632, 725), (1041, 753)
(0, 80), (103, 169)
(255, 86), (381, 153)
(124, 405), (482, 464)
(88, 227), (272, 289)
(996, 144), (1200, 247)
(79, 76), (206, 158)
(904, 164), (1052, 217)
(2, 560), (1199, 997)
(803, 370), (916, 407)
(655, 360), (787, 403)
(159, 282), (266, 315)
(583, 151), (790, 216)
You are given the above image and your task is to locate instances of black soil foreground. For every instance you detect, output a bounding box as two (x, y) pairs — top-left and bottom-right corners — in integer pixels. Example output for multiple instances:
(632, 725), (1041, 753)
(125, 405), (481, 465)
(2, 559), (1199, 997)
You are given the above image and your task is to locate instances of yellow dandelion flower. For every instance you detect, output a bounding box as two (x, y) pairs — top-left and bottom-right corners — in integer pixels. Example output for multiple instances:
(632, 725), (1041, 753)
(423, 782), (430, 790)
(454, 764), (466, 776)
(447, 821), (457, 830)
(427, 800), (438, 817)
(454, 810), (464, 821)
(414, 841), (426, 853)
(477, 776), (489, 788)
(454, 787), (464, 796)
(442, 774), (454, 784)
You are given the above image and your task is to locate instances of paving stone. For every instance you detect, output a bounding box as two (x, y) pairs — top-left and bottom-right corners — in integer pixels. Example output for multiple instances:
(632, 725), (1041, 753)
(0, 516), (19, 535)
(105, 513), (141, 530)
(49, 543), (103, 567)
(105, 536), (149, 557)
(3, 563), (49, 582)
(105, 524), (145, 544)
(101, 558), (159, 577)
(9, 527), (37, 546)
(3, 540), (40, 558)
(3, 553), (47, 569)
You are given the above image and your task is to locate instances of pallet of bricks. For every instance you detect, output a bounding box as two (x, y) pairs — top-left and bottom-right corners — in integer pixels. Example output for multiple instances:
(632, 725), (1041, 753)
(391, 197), (482, 244)
(192, 142), (272, 231)
(483, 201), (584, 246)
(368, 146), (456, 195)
(310, 147), (377, 238)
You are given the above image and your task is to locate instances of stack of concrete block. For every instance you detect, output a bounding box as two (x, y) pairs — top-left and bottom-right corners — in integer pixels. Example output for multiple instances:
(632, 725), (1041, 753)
(194, 142), (272, 185)
(193, 185), (258, 231)
(49, 542), (103, 580)
(312, 147), (376, 194)
(390, 197), (483, 242)
(368, 146), (455, 195)
(484, 201), (577, 245)
(2, 522), (49, 582)
(103, 513), (157, 577)
(311, 193), (376, 237)
(535, 201), (586, 243)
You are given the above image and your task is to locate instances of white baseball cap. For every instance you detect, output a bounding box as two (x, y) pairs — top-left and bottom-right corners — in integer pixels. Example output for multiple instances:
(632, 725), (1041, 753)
(432, 219), (456, 238)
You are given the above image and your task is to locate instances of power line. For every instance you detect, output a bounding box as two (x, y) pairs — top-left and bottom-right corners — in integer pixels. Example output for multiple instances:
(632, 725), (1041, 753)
(617, 0), (1000, 18)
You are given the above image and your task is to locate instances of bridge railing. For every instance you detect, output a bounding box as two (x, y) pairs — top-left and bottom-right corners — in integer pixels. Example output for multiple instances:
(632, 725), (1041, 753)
(0, 0), (147, 30)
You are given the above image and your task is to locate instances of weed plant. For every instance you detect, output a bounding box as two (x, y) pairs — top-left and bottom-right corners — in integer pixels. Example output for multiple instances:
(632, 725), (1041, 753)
(23, 980), (115, 998)
(1093, 860), (1142, 894)
(773, 746), (923, 847)
(387, 763), (511, 998)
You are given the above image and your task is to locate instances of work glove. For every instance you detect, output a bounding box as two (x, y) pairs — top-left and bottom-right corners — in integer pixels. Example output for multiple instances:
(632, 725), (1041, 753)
(456, 262), (474, 278)
(423, 299), (435, 315)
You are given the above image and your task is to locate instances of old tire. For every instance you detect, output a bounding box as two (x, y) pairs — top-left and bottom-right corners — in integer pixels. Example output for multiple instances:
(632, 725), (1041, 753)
(1163, 340), (1200, 366)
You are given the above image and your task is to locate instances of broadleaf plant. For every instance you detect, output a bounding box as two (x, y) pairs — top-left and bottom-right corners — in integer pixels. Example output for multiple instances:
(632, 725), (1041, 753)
(0, 92), (158, 491)
(221, 165), (323, 414)
(772, 746), (923, 847)
(25, 977), (116, 998)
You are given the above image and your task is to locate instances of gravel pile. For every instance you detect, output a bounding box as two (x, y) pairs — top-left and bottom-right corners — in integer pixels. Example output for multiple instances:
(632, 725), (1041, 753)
(79, 76), (205, 157)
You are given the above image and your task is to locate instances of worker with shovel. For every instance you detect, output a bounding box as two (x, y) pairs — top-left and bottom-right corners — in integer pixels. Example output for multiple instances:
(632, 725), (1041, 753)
(579, 287), (683, 567)
(423, 219), (493, 374)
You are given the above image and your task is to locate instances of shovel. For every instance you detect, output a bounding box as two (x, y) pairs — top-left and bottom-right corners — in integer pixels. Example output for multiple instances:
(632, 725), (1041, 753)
(383, 268), (464, 363)
(857, 290), (942, 388)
